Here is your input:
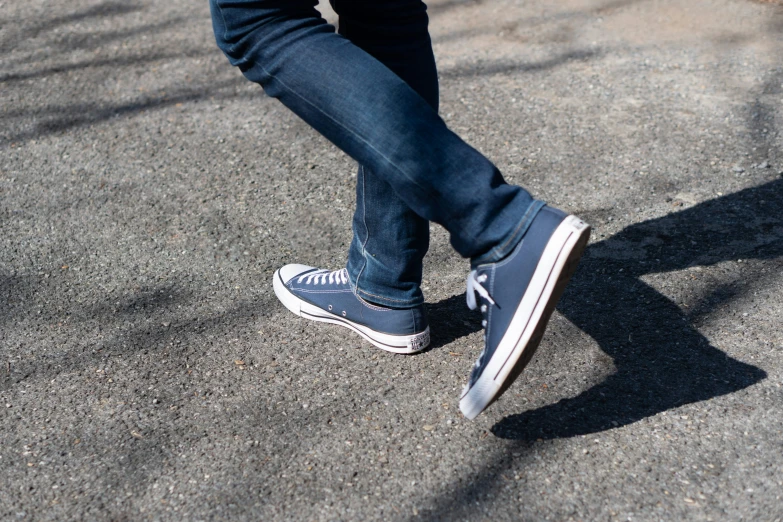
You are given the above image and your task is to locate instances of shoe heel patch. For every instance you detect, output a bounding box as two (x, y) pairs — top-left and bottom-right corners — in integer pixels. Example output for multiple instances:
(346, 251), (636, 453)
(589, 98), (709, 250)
(408, 330), (430, 352)
(566, 215), (590, 231)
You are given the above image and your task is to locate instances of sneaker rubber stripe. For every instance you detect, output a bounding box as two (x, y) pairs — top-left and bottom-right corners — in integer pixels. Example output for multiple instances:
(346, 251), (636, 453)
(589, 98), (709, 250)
(493, 229), (574, 380)
(274, 268), (429, 354)
(459, 216), (590, 419)
(300, 310), (415, 351)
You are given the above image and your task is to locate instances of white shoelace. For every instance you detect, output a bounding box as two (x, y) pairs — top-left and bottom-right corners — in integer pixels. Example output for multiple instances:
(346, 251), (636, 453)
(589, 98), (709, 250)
(466, 270), (495, 311)
(297, 268), (349, 286)
(465, 270), (496, 377)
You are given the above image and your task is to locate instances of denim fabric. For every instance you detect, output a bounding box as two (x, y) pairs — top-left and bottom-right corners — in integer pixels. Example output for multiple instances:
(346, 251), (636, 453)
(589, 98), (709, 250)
(335, 0), (437, 309)
(209, 0), (544, 307)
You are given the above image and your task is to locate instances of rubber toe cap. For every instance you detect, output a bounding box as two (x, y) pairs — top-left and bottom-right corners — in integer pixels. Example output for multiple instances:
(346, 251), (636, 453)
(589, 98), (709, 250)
(277, 264), (317, 284)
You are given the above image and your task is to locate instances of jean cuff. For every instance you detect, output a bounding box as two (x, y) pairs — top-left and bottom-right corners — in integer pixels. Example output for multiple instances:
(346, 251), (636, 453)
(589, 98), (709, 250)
(346, 266), (425, 310)
(470, 200), (547, 267)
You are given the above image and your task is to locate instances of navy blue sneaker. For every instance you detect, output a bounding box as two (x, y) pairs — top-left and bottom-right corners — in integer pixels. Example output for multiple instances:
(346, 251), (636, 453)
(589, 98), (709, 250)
(459, 207), (591, 419)
(273, 265), (430, 354)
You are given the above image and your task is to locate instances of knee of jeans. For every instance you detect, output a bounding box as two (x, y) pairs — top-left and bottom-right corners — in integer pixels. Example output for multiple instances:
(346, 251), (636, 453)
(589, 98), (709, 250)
(210, 0), (249, 61)
(210, 0), (324, 64)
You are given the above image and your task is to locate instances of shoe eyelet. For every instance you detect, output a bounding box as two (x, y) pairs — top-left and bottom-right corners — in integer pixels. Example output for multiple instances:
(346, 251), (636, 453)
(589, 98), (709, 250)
(328, 305), (333, 311)
(342, 311), (347, 317)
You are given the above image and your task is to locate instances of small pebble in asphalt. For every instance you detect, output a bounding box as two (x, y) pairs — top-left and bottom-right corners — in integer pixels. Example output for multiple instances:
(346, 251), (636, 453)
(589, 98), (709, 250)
(733, 166), (745, 173)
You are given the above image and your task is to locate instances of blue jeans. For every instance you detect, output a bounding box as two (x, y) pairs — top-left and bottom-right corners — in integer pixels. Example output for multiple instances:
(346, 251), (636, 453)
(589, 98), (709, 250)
(210, 0), (544, 308)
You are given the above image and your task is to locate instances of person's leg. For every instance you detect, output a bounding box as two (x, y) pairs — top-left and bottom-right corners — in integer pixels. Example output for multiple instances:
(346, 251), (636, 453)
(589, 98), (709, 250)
(348, 164), (430, 308)
(333, 0), (438, 309)
(209, 0), (543, 267)
(209, 0), (591, 417)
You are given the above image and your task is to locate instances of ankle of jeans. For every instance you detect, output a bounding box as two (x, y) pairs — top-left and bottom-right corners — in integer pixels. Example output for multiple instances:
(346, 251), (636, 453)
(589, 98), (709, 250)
(346, 264), (425, 309)
(470, 200), (546, 268)
(355, 286), (424, 309)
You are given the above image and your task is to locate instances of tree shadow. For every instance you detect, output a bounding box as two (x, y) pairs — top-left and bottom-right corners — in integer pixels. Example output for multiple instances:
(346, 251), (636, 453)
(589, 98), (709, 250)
(0, 276), (274, 390)
(0, 0), (237, 145)
(0, 49), (210, 84)
(427, 0), (486, 16)
(492, 179), (781, 440)
(36, 2), (143, 33)
(42, 17), (189, 54)
(430, 0), (648, 41)
(5, 1), (144, 38)
(0, 272), (38, 333)
(438, 48), (602, 80)
(0, 1), (145, 53)
(0, 76), (249, 145)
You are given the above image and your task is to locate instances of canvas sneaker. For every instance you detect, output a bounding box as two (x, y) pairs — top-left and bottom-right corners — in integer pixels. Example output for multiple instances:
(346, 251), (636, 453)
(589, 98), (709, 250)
(459, 206), (591, 419)
(273, 265), (430, 354)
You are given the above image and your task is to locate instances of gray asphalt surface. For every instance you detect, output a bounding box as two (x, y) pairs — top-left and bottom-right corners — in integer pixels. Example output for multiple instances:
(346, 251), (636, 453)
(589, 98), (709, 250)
(2, 0), (783, 520)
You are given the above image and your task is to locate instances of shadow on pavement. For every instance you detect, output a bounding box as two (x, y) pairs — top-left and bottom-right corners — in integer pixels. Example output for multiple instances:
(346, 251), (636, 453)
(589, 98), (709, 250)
(0, 50), (210, 84)
(438, 48), (602, 79)
(1, 1), (144, 40)
(0, 75), (249, 145)
(492, 178), (780, 440)
(412, 178), (780, 521)
(426, 293), (482, 349)
(0, 1), (240, 146)
(0, 272), (37, 333)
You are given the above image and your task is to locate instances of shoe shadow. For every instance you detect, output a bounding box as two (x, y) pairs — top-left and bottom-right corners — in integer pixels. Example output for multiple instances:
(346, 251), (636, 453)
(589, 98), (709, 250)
(492, 179), (781, 440)
(425, 293), (483, 349)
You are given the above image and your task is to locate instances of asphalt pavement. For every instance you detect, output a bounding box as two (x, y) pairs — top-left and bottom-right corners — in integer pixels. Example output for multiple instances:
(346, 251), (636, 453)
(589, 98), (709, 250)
(2, 0), (783, 520)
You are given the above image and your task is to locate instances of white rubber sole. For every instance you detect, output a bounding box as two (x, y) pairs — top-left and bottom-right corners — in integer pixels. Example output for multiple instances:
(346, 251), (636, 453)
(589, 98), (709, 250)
(272, 270), (430, 354)
(459, 215), (591, 420)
